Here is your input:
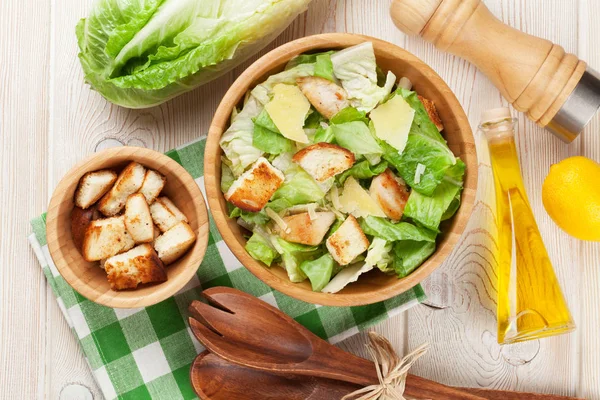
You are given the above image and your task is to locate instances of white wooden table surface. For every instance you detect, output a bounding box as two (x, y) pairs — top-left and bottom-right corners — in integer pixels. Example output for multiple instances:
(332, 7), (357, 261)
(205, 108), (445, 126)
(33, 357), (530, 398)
(1, 0), (599, 398)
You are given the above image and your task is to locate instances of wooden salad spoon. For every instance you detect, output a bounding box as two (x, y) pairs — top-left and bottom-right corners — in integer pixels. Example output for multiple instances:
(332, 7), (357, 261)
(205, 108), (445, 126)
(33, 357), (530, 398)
(190, 351), (361, 399)
(188, 287), (489, 399)
(190, 351), (583, 400)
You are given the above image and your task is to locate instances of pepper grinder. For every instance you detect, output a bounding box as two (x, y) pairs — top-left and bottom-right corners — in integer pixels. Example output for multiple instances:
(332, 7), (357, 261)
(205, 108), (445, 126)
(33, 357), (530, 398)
(390, 0), (600, 142)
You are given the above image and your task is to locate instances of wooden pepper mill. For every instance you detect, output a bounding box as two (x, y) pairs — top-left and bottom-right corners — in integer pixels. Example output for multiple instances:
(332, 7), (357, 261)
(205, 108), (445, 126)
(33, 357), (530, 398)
(390, 0), (600, 142)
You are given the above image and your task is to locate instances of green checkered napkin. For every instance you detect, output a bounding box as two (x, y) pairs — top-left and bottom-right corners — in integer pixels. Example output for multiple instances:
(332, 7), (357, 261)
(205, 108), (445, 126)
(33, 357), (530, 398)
(28, 138), (426, 400)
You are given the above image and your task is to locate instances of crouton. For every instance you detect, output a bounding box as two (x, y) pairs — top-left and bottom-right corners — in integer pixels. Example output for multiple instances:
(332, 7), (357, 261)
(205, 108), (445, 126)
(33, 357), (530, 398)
(326, 215), (369, 265)
(150, 197), (187, 232)
(139, 169), (166, 204)
(292, 143), (355, 182)
(71, 206), (95, 250)
(418, 95), (444, 131)
(124, 193), (154, 243)
(296, 77), (350, 119)
(98, 162), (146, 216)
(225, 157), (284, 212)
(74, 170), (117, 209)
(369, 169), (410, 221)
(82, 217), (134, 262)
(154, 221), (197, 265)
(273, 212), (336, 246)
(104, 244), (167, 290)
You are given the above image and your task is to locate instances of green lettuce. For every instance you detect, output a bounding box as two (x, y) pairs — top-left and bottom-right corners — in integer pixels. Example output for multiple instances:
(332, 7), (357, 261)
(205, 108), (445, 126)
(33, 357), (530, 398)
(365, 237), (394, 273)
(330, 107), (369, 125)
(337, 160), (388, 184)
(360, 216), (436, 243)
(220, 96), (264, 176)
(393, 241), (436, 278)
(403, 159), (466, 231)
(300, 254), (335, 292)
(252, 110), (294, 154)
(381, 89), (457, 196)
(330, 42), (395, 112)
(272, 167), (325, 205)
(221, 162), (235, 192)
(245, 232), (278, 266)
(332, 121), (382, 157)
(76, 0), (312, 108)
(277, 239), (321, 283)
(229, 206), (270, 226)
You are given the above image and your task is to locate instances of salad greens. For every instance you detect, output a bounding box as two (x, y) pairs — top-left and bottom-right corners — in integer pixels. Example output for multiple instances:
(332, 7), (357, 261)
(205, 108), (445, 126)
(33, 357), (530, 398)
(76, 0), (311, 108)
(220, 42), (466, 293)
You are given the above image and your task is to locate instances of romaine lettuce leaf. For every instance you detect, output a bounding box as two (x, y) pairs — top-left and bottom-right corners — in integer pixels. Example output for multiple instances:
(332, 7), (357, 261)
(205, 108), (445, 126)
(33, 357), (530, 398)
(331, 121), (382, 157)
(220, 96), (264, 176)
(381, 89), (457, 196)
(271, 167), (325, 205)
(286, 51), (335, 69)
(365, 237), (394, 273)
(330, 107), (369, 125)
(393, 240), (436, 278)
(246, 232), (278, 266)
(360, 216), (436, 242)
(312, 126), (334, 143)
(252, 109), (294, 154)
(221, 162), (235, 192)
(403, 159), (466, 231)
(314, 54), (335, 82)
(337, 160), (388, 184)
(229, 205), (270, 226)
(277, 238), (321, 283)
(330, 42), (396, 112)
(300, 254), (335, 291)
(77, 0), (312, 108)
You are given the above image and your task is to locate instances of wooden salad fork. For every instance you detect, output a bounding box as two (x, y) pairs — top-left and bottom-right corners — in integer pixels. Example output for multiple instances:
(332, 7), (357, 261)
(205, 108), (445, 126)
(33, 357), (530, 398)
(188, 287), (489, 399)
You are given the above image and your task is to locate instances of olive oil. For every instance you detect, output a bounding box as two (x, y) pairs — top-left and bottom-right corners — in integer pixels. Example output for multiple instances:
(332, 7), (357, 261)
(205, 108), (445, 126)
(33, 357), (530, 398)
(480, 108), (575, 344)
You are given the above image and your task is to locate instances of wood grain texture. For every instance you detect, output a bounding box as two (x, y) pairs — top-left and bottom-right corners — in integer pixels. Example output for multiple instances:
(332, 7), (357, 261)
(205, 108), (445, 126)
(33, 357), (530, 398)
(2, 0), (598, 398)
(0, 0), (50, 398)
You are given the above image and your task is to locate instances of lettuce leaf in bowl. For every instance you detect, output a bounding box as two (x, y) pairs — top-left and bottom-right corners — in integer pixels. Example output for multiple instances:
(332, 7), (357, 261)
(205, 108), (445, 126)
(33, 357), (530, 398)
(381, 89), (457, 196)
(403, 159), (466, 231)
(76, 0), (312, 108)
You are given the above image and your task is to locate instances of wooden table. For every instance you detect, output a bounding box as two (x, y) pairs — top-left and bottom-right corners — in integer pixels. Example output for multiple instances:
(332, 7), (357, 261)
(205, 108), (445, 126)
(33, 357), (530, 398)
(2, 0), (598, 398)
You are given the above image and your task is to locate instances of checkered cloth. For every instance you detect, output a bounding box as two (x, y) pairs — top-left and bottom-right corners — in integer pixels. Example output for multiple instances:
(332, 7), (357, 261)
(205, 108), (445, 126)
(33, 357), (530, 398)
(28, 138), (425, 400)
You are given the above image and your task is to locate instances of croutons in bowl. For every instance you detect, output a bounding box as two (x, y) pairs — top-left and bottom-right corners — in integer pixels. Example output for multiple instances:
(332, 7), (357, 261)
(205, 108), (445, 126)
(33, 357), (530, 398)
(46, 147), (209, 308)
(205, 33), (477, 307)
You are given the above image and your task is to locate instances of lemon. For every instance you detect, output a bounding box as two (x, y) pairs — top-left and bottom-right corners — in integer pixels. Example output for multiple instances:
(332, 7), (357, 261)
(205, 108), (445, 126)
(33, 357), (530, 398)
(542, 156), (600, 241)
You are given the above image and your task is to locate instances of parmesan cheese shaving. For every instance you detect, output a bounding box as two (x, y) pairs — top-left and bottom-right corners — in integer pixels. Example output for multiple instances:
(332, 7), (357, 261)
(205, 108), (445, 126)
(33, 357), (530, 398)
(414, 163), (426, 184)
(307, 203), (318, 220)
(266, 208), (291, 233)
(330, 185), (342, 210)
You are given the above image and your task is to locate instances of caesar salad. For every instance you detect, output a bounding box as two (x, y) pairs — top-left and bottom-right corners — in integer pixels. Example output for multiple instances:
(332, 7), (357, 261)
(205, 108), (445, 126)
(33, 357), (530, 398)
(219, 42), (465, 293)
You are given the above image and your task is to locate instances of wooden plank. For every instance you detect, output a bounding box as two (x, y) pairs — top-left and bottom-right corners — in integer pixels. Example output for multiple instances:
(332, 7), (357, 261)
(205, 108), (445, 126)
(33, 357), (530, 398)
(0, 0), (50, 398)
(577, 1), (600, 398)
(405, 0), (581, 396)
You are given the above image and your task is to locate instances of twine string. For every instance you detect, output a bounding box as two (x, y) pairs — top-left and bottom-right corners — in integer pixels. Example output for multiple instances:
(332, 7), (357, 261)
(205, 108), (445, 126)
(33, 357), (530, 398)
(342, 332), (429, 400)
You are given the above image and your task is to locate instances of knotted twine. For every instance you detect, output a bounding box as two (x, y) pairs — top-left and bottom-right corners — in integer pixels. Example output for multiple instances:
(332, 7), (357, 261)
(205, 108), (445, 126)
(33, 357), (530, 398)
(342, 332), (429, 400)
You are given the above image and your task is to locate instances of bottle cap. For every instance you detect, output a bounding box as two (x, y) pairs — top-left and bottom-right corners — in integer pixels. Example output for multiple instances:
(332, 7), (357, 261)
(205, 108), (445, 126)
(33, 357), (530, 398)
(481, 107), (512, 124)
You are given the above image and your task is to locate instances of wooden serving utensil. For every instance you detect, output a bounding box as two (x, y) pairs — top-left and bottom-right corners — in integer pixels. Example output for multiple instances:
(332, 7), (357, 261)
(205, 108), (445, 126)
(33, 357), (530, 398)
(190, 351), (584, 400)
(188, 287), (491, 399)
(390, 0), (600, 143)
(190, 351), (361, 399)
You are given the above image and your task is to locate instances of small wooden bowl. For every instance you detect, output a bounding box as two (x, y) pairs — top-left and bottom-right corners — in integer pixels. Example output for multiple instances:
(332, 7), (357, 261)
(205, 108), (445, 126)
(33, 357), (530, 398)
(46, 147), (209, 308)
(205, 33), (477, 306)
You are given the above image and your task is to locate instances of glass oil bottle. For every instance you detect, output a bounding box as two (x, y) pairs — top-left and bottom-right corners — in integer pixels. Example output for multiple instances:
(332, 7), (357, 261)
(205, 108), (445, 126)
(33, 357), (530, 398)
(479, 108), (575, 344)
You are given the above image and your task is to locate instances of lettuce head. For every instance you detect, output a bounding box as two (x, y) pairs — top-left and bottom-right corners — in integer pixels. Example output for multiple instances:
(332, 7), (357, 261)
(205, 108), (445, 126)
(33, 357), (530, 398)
(76, 0), (311, 108)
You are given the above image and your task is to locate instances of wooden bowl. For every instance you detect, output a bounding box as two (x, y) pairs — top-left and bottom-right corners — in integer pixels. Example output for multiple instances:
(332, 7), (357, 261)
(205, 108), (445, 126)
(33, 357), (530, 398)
(205, 33), (477, 306)
(46, 147), (209, 308)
